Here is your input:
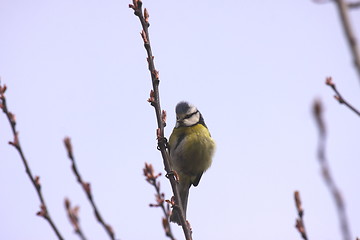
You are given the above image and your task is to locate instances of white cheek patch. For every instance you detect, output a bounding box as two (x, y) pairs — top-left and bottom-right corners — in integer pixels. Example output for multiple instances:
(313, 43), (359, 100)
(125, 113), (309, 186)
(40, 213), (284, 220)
(183, 112), (200, 126)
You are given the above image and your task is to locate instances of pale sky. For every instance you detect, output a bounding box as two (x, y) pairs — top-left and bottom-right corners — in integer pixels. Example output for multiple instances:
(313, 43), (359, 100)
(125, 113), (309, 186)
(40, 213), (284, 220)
(1, 1), (360, 239)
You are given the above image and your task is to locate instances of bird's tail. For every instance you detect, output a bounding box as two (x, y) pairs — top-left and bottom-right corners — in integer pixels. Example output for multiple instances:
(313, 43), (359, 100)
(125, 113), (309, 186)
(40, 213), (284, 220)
(170, 181), (190, 225)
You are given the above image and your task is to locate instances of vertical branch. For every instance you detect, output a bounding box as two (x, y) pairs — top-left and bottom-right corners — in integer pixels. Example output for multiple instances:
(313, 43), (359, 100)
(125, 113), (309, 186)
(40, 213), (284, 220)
(0, 84), (64, 240)
(294, 191), (309, 240)
(334, 0), (360, 80)
(63, 137), (116, 240)
(129, 1), (193, 239)
(143, 163), (176, 240)
(313, 99), (352, 240)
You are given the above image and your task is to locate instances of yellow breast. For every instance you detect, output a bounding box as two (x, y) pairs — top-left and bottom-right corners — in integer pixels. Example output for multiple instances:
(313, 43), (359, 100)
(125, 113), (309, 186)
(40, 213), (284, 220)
(169, 124), (215, 177)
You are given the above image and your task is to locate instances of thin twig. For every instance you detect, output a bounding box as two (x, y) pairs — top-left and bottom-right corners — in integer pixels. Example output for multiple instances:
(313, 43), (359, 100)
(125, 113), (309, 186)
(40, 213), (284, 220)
(334, 0), (360, 80)
(65, 198), (87, 240)
(63, 137), (115, 240)
(294, 191), (309, 240)
(143, 163), (176, 240)
(129, 1), (193, 239)
(313, 99), (352, 240)
(0, 84), (64, 240)
(325, 77), (360, 117)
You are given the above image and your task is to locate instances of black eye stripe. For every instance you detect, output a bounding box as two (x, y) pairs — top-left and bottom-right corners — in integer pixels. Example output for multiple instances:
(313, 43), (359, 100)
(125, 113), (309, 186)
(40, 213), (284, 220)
(184, 110), (199, 119)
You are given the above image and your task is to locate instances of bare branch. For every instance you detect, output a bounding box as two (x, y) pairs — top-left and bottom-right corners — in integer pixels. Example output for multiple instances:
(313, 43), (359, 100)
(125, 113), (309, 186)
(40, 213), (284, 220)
(294, 191), (309, 240)
(0, 83), (64, 240)
(312, 99), (352, 240)
(334, 0), (360, 80)
(313, 0), (360, 79)
(129, 1), (193, 239)
(325, 77), (360, 117)
(63, 137), (116, 240)
(65, 198), (87, 240)
(143, 163), (176, 240)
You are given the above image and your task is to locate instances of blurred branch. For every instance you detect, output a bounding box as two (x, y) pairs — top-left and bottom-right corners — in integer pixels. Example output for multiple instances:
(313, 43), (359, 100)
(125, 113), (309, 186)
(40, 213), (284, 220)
(65, 198), (87, 240)
(129, 1), (193, 239)
(294, 191), (308, 240)
(313, 99), (352, 240)
(143, 163), (176, 240)
(0, 84), (64, 240)
(348, 1), (360, 8)
(325, 77), (360, 117)
(313, 0), (332, 3)
(314, 0), (360, 80)
(63, 137), (116, 240)
(334, 0), (360, 80)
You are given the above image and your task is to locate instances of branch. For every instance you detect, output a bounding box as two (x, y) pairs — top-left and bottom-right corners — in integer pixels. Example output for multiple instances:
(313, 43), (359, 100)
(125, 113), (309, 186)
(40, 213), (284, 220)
(63, 137), (116, 240)
(0, 84), (64, 240)
(348, 1), (360, 8)
(65, 198), (87, 240)
(334, 0), (360, 80)
(129, 1), (193, 239)
(313, 99), (352, 240)
(143, 163), (176, 240)
(294, 191), (309, 240)
(325, 77), (360, 117)
(314, 0), (360, 79)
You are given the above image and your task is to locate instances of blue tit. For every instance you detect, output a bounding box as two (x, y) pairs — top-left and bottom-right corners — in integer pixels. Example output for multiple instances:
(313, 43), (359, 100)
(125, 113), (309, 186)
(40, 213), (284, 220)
(168, 101), (215, 225)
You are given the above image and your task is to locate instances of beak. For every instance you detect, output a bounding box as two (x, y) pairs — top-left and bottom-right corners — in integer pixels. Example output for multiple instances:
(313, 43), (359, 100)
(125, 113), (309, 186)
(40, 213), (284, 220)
(176, 115), (184, 123)
(175, 119), (183, 128)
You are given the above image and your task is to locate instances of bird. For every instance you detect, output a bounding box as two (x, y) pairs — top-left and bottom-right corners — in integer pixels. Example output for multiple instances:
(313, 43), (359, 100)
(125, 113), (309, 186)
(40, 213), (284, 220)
(168, 101), (215, 225)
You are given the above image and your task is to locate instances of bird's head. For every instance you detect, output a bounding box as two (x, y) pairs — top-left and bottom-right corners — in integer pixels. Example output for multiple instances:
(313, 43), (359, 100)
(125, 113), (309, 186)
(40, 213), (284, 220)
(175, 101), (202, 128)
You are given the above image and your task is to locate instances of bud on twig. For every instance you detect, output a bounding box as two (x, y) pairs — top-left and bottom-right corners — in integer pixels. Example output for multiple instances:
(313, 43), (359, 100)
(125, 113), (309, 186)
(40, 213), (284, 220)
(144, 8), (149, 23)
(294, 191), (303, 217)
(105, 224), (114, 237)
(147, 90), (155, 105)
(82, 182), (91, 194)
(0, 84), (7, 94)
(293, 191), (308, 240)
(64, 137), (73, 159)
(162, 110), (167, 127)
(37, 204), (47, 218)
(8, 131), (19, 148)
(325, 77), (360, 116)
(35, 176), (41, 190)
(313, 99), (326, 137)
(8, 112), (16, 126)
